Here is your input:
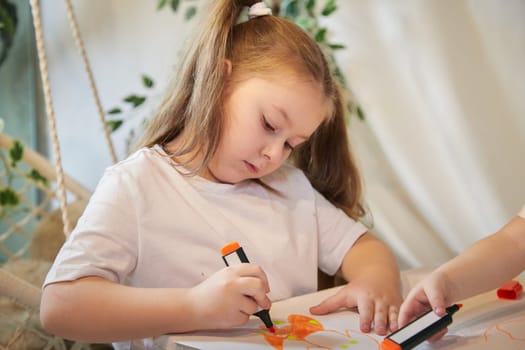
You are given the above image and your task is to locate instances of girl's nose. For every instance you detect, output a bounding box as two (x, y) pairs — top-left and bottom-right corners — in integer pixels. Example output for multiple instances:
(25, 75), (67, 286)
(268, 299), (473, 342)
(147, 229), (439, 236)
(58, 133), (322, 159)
(262, 140), (283, 161)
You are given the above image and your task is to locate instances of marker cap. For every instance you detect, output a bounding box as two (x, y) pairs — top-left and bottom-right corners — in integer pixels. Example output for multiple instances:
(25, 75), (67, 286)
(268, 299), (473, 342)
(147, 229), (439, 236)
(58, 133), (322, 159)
(221, 241), (241, 256)
(380, 338), (401, 350)
(497, 280), (523, 300)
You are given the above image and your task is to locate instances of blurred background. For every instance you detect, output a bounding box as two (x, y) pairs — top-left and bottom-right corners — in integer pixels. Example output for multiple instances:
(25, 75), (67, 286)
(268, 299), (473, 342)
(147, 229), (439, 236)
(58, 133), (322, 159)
(2, 0), (524, 271)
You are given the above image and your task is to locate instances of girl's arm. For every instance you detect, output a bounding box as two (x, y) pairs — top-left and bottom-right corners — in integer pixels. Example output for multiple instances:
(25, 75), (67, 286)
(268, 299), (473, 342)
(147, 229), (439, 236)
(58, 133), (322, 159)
(41, 277), (194, 342)
(310, 232), (402, 335)
(399, 215), (525, 327)
(40, 264), (272, 343)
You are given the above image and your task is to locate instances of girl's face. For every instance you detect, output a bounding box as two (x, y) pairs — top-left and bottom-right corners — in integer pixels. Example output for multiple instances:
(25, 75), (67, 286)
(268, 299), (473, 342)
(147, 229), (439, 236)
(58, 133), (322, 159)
(204, 75), (329, 184)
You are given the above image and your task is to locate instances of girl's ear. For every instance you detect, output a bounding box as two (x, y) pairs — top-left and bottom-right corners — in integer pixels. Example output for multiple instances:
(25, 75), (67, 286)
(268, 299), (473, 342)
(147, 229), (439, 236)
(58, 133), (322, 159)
(223, 59), (233, 76)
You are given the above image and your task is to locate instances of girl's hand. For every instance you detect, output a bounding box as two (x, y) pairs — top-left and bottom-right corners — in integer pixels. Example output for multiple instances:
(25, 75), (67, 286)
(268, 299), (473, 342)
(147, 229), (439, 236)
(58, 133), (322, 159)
(309, 277), (402, 335)
(187, 264), (272, 330)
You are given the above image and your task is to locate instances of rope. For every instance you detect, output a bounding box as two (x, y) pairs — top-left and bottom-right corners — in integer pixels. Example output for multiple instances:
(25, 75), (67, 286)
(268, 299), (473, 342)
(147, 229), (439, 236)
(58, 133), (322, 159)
(63, 0), (118, 164)
(29, 0), (72, 236)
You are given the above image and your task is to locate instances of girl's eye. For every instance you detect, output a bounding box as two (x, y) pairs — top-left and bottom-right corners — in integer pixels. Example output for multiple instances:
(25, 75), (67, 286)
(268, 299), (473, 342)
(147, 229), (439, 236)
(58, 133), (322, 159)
(262, 117), (275, 132)
(285, 142), (294, 150)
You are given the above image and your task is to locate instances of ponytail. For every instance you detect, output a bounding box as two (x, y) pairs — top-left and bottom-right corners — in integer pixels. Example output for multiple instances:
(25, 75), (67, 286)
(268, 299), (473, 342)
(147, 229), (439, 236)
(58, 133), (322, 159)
(139, 0), (250, 170)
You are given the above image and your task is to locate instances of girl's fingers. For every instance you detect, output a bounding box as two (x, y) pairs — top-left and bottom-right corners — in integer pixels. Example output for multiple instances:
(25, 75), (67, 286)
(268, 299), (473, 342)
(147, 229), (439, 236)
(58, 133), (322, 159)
(238, 295), (261, 317)
(357, 298), (374, 333)
(388, 305), (399, 331)
(371, 301), (400, 335)
(309, 291), (355, 315)
(230, 264), (271, 293)
(373, 302), (388, 335)
(237, 276), (272, 309)
(311, 289), (401, 335)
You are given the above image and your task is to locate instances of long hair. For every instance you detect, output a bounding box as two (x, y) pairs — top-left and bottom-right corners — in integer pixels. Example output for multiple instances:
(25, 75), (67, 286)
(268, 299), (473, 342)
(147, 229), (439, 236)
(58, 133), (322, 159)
(138, 0), (365, 220)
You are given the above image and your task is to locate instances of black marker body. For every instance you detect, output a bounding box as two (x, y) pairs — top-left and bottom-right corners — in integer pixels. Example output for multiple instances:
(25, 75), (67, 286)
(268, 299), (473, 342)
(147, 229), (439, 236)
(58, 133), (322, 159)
(382, 304), (461, 350)
(221, 244), (275, 331)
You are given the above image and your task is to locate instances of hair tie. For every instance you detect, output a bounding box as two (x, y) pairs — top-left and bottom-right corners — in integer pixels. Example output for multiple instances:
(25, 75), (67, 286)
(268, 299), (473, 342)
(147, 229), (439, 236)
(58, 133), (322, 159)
(248, 1), (272, 19)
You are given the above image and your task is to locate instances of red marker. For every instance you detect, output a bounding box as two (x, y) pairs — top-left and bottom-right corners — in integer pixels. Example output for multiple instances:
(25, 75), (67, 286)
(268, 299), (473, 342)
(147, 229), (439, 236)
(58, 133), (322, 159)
(381, 304), (462, 350)
(221, 241), (275, 333)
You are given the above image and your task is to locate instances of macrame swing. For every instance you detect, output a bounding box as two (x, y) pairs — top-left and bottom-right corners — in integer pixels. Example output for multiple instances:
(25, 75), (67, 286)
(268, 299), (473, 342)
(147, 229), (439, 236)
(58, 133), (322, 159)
(0, 0), (117, 348)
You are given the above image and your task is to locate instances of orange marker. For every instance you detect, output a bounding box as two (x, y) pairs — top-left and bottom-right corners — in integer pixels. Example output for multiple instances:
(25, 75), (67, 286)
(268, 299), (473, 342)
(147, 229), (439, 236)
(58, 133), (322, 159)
(381, 304), (462, 350)
(221, 241), (275, 333)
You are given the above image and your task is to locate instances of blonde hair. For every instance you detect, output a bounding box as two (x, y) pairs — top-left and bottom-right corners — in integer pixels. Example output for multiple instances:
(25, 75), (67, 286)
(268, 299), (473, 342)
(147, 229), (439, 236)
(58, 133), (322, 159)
(139, 0), (365, 220)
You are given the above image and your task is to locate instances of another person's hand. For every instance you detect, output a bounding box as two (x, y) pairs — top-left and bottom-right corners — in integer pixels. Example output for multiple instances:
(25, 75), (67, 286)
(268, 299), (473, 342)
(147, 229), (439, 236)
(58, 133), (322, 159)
(188, 264), (271, 330)
(398, 271), (455, 341)
(309, 276), (402, 335)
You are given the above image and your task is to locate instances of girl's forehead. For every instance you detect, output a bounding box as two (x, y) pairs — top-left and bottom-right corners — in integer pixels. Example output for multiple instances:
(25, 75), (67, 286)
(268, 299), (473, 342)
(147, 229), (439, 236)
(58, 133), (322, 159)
(251, 77), (330, 129)
(226, 72), (332, 121)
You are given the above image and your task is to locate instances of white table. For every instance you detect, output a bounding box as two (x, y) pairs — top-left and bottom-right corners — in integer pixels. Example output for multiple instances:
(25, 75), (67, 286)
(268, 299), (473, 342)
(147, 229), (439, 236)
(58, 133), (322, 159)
(149, 270), (525, 350)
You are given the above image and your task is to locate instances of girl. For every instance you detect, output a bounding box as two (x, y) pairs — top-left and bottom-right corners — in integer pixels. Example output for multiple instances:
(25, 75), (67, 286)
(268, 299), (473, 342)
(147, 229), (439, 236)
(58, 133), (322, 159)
(40, 1), (402, 348)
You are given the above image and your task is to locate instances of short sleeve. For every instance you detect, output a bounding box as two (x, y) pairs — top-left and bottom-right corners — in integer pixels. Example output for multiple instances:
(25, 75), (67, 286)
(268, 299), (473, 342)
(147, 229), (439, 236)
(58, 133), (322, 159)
(519, 205), (525, 219)
(315, 190), (368, 275)
(44, 166), (139, 287)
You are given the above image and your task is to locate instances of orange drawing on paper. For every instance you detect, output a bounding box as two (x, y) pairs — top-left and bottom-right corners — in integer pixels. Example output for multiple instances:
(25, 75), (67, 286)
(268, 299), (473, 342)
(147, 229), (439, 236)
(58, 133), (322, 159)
(254, 314), (380, 350)
(483, 315), (525, 343)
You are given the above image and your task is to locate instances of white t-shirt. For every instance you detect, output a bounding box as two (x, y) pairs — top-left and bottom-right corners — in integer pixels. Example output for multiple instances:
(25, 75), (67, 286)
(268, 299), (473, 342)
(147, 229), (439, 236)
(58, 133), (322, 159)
(44, 147), (367, 348)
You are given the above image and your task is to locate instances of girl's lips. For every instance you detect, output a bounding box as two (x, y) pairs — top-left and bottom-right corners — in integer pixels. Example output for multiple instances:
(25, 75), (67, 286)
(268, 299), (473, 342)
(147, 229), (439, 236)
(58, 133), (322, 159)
(244, 161), (259, 174)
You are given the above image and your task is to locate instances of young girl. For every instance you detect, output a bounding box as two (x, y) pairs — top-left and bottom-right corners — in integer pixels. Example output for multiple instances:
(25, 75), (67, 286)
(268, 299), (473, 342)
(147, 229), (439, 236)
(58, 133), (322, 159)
(40, 1), (402, 348)
(399, 206), (525, 332)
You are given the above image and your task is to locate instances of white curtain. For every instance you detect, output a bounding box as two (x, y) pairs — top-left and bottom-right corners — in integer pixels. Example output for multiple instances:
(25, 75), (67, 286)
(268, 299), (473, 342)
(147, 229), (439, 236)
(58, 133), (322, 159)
(329, 0), (525, 268)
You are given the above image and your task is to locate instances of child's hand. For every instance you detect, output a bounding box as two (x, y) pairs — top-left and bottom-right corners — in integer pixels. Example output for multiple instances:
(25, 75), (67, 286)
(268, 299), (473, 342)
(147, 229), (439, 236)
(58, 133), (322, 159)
(187, 264), (272, 330)
(398, 271), (453, 331)
(309, 277), (402, 335)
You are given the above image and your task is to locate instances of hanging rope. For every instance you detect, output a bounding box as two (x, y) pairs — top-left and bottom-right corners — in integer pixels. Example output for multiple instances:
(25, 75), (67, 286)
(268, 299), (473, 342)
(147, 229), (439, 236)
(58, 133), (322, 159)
(28, 0), (121, 235)
(64, 0), (118, 164)
(29, 0), (72, 236)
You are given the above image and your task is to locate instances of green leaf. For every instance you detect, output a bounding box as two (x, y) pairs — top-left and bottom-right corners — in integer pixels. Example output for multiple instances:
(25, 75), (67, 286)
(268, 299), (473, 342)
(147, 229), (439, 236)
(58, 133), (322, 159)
(333, 64), (347, 86)
(321, 0), (337, 16)
(0, 188), (19, 206)
(306, 0), (316, 13)
(170, 0), (180, 12)
(356, 105), (365, 121)
(283, 0), (299, 19)
(9, 140), (23, 167)
(142, 75), (154, 88)
(27, 168), (49, 187)
(315, 28), (327, 42)
(107, 119), (124, 132)
(295, 17), (315, 32)
(185, 6), (197, 20)
(107, 107), (122, 115)
(329, 43), (345, 50)
(157, 0), (169, 10)
(123, 94), (146, 108)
